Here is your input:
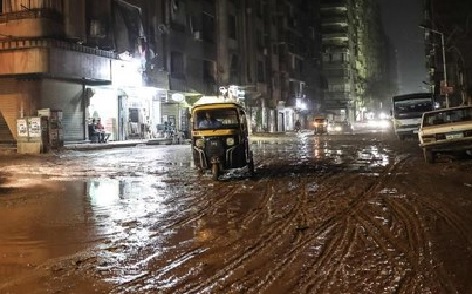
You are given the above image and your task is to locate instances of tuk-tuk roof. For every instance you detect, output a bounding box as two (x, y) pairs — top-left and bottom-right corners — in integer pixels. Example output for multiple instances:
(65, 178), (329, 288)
(191, 102), (244, 112)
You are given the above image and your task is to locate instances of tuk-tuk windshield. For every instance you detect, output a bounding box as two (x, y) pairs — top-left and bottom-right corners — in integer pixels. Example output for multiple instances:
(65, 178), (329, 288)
(194, 109), (240, 130)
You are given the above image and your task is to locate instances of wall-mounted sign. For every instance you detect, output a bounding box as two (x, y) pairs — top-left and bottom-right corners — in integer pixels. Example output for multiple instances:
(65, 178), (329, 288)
(17, 119), (28, 137)
(171, 93), (185, 102)
(28, 117), (42, 138)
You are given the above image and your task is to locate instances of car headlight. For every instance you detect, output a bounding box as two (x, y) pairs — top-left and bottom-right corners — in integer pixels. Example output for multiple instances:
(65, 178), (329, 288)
(226, 137), (235, 146)
(196, 138), (205, 147)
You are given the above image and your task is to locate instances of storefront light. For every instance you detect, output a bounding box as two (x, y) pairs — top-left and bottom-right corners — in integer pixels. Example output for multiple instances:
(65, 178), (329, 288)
(112, 59), (144, 88)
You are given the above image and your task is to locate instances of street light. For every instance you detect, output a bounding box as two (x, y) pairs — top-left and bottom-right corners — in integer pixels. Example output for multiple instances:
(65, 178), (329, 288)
(419, 25), (449, 108)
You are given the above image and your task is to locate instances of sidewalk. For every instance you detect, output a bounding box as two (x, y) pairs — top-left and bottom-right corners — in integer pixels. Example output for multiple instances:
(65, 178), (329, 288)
(1, 132), (304, 154)
(64, 131), (308, 151)
(63, 137), (186, 151)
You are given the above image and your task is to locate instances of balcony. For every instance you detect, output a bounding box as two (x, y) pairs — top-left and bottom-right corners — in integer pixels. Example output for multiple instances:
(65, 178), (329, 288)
(321, 1), (349, 11)
(322, 33), (349, 43)
(322, 17), (349, 26)
(0, 38), (115, 82)
(0, 8), (62, 23)
(0, 9), (64, 38)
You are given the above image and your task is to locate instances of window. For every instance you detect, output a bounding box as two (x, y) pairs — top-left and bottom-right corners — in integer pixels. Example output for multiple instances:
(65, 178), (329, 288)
(203, 60), (215, 82)
(230, 54), (240, 81)
(171, 51), (184, 78)
(188, 14), (200, 33)
(202, 12), (215, 42)
(309, 27), (315, 40)
(256, 30), (264, 48)
(423, 107), (472, 127)
(258, 60), (265, 83)
(195, 109), (239, 130)
(228, 14), (237, 40)
(247, 60), (252, 83)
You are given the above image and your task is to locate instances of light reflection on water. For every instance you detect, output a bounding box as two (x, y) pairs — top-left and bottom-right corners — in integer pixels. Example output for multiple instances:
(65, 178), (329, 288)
(86, 178), (209, 286)
(252, 136), (393, 173)
(0, 174), (199, 287)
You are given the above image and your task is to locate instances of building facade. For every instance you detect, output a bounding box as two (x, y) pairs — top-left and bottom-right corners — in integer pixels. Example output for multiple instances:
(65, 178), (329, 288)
(0, 0), (338, 147)
(422, 0), (472, 107)
(320, 0), (395, 121)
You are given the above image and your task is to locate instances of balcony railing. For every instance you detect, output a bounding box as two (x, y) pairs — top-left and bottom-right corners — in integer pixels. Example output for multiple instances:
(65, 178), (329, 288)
(321, 1), (349, 11)
(0, 37), (117, 59)
(0, 8), (62, 24)
(322, 17), (349, 26)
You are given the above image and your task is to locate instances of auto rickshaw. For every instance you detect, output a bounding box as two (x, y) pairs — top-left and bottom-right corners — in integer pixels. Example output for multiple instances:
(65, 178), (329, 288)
(313, 116), (328, 135)
(191, 102), (255, 180)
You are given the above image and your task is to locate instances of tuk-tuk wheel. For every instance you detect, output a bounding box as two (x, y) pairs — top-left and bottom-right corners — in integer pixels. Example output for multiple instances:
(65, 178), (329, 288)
(248, 152), (255, 176)
(211, 163), (220, 180)
(248, 162), (255, 177)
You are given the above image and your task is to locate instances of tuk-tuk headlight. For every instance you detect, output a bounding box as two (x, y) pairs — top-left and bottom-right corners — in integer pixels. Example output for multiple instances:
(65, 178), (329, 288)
(196, 139), (205, 147)
(226, 137), (235, 146)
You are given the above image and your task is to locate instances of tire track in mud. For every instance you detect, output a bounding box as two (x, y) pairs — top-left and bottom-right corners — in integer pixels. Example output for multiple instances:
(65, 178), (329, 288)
(110, 158), (311, 293)
(404, 173), (472, 247)
(381, 196), (433, 290)
(106, 177), (252, 291)
(172, 146), (406, 293)
(170, 166), (314, 294)
(193, 151), (408, 293)
(141, 155), (326, 293)
(389, 166), (472, 293)
(293, 155), (410, 293)
(106, 140), (417, 294)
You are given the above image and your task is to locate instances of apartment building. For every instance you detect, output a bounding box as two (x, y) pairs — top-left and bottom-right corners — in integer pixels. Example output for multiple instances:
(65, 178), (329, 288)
(356, 0), (395, 117)
(0, 0), (157, 144)
(214, 0), (324, 132)
(320, 0), (357, 121)
(0, 0), (325, 146)
(320, 0), (394, 121)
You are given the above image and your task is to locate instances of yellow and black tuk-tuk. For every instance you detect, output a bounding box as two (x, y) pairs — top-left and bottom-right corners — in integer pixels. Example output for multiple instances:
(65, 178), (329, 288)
(313, 116), (328, 135)
(191, 102), (255, 180)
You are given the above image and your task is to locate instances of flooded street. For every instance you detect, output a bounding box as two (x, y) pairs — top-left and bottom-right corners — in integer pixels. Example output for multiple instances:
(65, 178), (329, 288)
(0, 132), (472, 294)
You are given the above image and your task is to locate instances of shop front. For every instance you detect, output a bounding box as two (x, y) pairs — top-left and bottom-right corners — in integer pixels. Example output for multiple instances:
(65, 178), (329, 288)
(87, 86), (159, 141)
(85, 58), (167, 142)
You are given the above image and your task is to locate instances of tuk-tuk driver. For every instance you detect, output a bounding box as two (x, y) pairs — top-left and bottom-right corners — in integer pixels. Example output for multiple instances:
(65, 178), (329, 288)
(198, 112), (222, 128)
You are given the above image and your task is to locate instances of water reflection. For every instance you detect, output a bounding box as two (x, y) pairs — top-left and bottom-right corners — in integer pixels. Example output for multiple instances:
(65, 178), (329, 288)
(252, 135), (393, 173)
(0, 181), (94, 285)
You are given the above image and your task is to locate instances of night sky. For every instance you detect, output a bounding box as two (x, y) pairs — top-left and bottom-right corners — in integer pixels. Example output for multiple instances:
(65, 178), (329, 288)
(380, 0), (428, 94)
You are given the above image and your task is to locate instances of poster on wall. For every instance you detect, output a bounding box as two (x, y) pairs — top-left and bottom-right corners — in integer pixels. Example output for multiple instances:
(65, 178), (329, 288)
(28, 117), (42, 138)
(17, 119), (28, 137)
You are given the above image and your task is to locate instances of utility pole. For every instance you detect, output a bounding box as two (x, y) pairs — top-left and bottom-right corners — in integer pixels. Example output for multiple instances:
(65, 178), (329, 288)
(420, 25), (449, 108)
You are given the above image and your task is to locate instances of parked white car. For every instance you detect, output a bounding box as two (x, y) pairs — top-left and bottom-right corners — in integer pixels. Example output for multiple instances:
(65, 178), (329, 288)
(418, 106), (472, 163)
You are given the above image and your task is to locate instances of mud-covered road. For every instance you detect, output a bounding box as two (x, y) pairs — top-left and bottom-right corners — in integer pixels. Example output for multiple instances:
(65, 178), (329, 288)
(0, 132), (471, 294)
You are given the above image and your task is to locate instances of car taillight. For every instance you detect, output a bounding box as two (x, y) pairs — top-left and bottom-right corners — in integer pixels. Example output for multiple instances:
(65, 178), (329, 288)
(436, 133), (446, 140)
(465, 130), (472, 137)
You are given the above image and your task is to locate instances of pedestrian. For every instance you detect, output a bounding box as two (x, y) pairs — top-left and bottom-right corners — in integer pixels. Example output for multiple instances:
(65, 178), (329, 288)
(88, 119), (98, 142)
(95, 118), (105, 143)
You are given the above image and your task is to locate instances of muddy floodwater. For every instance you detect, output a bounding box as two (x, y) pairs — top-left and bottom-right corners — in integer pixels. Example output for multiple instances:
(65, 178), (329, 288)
(0, 132), (471, 294)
